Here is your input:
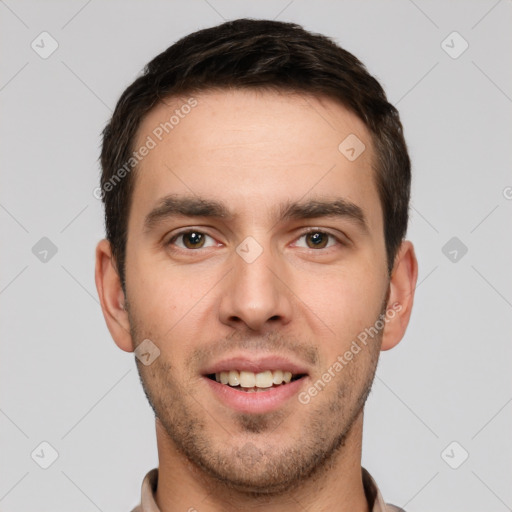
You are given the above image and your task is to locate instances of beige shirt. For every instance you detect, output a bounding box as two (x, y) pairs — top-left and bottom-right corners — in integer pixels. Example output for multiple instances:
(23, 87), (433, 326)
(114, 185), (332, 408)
(131, 467), (405, 512)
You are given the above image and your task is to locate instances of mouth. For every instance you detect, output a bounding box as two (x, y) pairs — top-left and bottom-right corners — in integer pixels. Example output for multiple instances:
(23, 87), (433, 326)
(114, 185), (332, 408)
(201, 356), (310, 414)
(205, 369), (307, 393)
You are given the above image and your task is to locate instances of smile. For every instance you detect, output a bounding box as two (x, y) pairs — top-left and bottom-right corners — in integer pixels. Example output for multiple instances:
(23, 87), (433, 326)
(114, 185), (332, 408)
(207, 369), (305, 392)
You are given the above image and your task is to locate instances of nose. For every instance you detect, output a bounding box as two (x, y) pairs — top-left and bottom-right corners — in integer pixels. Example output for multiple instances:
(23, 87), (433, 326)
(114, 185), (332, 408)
(218, 242), (293, 332)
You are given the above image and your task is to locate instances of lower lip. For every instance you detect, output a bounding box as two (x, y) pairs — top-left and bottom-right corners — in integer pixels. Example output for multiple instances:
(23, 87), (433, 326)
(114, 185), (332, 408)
(202, 376), (308, 414)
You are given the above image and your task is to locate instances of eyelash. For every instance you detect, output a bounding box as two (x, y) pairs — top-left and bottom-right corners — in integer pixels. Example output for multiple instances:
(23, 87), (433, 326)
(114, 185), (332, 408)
(166, 228), (344, 253)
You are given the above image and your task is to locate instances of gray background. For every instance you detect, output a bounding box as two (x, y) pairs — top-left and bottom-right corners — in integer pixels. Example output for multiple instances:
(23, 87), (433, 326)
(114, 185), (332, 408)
(1, 0), (511, 511)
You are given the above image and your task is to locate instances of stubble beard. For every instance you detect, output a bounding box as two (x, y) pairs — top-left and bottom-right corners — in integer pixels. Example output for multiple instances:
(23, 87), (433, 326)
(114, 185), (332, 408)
(128, 308), (384, 496)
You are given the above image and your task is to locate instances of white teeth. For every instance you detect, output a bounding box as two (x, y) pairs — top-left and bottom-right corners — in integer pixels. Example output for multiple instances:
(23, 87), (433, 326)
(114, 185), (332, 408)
(213, 369), (299, 388)
(228, 370), (240, 386)
(239, 371), (256, 388)
(255, 370), (273, 388)
(272, 370), (284, 385)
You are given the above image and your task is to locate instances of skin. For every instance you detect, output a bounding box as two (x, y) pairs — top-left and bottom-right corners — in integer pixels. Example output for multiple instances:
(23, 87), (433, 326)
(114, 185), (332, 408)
(95, 89), (418, 511)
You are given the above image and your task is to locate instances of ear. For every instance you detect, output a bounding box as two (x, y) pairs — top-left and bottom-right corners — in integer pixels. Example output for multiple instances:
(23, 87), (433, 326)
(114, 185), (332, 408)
(381, 240), (419, 351)
(94, 239), (134, 352)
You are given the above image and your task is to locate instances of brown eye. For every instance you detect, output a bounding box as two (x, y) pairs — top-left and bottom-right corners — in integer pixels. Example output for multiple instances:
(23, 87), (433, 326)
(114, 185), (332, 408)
(293, 229), (343, 251)
(182, 231), (205, 249)
(168, 230), (216, 250)
(305, 231), (329, 249)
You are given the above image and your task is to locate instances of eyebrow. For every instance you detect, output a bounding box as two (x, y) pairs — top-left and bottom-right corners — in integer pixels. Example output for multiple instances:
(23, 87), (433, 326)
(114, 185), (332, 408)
(278, 197), (368, 233)
(144, 195), (233, 232)
(143, 194), (369, 234)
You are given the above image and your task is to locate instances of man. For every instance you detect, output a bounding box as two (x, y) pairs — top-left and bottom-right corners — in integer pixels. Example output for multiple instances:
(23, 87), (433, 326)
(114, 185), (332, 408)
(95, 18), (418, 512)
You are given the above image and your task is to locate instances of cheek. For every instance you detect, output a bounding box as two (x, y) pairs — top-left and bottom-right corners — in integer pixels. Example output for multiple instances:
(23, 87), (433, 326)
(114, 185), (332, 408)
(127, 252), (220, 335)
(293, 264), (385, 346)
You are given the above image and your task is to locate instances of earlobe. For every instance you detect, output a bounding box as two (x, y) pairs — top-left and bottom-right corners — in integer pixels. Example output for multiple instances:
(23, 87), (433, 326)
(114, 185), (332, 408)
(94, 239), (134, 353)
(380, 240), (419, 351)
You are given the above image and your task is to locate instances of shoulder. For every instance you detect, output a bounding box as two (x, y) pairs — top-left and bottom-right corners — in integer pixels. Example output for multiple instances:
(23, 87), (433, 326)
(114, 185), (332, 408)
(362, 466), (406, 512)
(386, 506), (406, 512)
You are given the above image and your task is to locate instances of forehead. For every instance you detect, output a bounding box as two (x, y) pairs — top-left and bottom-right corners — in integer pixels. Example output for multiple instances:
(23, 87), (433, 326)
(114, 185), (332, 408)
(131, 88), (382, 234)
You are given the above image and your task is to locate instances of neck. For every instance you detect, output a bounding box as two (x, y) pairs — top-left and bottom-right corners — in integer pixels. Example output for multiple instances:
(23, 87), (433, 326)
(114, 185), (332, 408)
(154, 411), (370, 512)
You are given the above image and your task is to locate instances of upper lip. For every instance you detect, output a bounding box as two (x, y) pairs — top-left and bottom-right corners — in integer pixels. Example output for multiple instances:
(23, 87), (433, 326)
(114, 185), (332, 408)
(201, 354), (310, 376)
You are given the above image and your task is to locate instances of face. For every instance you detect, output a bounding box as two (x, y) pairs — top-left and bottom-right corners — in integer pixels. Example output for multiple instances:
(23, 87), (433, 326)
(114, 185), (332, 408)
(123, 89), (392, 493)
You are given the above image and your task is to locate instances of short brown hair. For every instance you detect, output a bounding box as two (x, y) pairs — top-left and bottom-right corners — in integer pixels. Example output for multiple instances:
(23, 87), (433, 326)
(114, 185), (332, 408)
(100, 18), (411, 290)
